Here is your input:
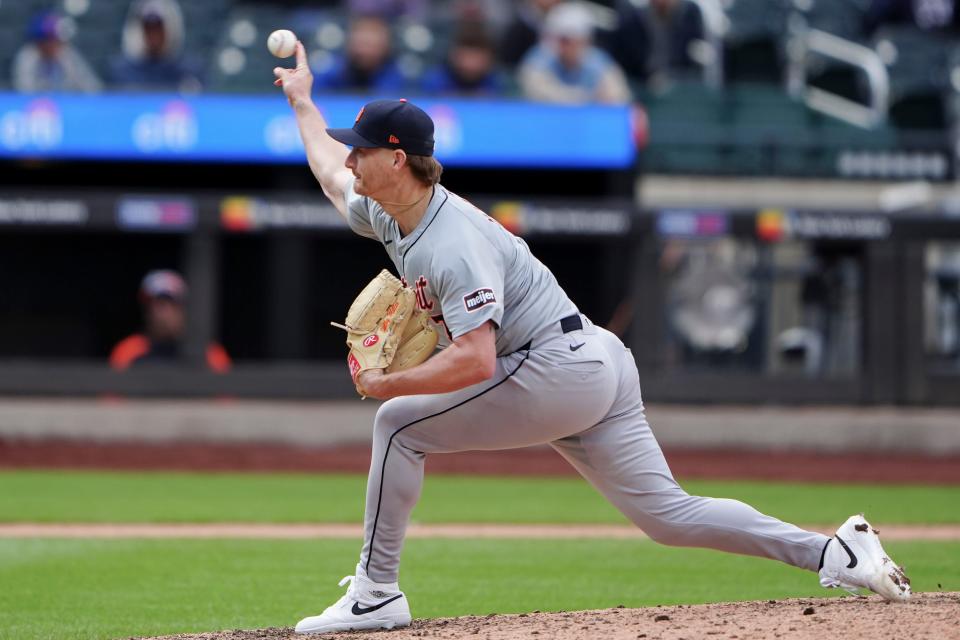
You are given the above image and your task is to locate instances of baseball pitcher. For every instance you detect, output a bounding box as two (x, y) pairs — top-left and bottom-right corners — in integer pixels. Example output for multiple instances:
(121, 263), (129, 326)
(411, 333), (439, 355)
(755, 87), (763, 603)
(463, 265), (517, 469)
(273, 42), (910, 635)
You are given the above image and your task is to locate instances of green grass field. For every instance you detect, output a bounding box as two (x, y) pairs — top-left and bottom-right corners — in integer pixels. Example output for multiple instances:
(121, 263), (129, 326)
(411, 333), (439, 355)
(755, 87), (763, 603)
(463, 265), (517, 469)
(1, 470), (958, 640)
(3, 470), (959, 525)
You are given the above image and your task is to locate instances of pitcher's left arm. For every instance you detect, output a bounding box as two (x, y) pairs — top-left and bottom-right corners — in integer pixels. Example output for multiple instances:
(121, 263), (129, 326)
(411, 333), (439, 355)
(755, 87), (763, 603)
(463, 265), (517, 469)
(357, 321), (495, 399)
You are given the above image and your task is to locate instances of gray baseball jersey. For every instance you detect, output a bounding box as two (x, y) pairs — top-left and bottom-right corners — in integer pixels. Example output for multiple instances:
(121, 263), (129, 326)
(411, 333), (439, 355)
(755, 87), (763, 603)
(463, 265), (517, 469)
(345, 179), (578, 354)
(338, 179), (830, 589)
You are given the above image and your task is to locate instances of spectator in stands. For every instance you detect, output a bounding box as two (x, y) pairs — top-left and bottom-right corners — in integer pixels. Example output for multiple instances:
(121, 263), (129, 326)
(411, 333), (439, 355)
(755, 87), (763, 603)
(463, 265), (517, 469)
(518, 2), (632, 104)
(500, 0), (563, 66)
(110, 270), (231, 372)
(313, 14), (408, 93)
(110, 0), (202, 92)
(863, 0), (959, 35)
(608, 0), (705, 87)
(420, 22), (506, 95)
(12, 11), (103, 94)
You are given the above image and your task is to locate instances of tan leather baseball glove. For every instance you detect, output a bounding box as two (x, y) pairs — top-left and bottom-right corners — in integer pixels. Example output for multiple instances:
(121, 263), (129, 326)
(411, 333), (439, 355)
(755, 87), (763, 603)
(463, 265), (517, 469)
(333, 269), (438, 396)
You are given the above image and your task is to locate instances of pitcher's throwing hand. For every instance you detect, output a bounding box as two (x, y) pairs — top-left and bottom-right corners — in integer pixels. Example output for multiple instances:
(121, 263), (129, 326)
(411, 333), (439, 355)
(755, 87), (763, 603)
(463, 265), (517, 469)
(273, 41), (312, 108)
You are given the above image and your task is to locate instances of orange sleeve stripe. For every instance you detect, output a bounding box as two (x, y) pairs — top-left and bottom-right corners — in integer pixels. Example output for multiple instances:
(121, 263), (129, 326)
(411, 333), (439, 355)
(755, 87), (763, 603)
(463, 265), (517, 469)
(206, 343), (232, 373)
(109, 335), (150, 371)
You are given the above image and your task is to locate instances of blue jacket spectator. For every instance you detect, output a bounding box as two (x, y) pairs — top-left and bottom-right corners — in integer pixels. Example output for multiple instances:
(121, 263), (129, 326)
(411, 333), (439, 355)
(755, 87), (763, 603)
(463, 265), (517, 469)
(420, 23), (506, 96)
(111, 0), (202, 91)
(313, 14), (408, 93)
(518, 3), (631, 104)
(12, 11), (102, 93)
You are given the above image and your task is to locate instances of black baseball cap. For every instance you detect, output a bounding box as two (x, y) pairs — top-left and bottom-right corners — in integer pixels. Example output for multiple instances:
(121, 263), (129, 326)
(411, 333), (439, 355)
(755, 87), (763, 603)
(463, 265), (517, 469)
(326, 99), (435, 157)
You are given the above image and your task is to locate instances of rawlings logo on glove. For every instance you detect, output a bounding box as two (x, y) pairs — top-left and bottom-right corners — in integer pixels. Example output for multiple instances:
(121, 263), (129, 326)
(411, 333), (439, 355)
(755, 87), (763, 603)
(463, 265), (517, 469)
(332, 269), (439, 396)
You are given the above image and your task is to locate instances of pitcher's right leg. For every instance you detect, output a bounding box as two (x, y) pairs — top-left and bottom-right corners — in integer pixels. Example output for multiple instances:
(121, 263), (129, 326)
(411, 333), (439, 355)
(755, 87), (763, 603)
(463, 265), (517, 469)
(552, 400), (829, 570)
(551, 330), (830, 571)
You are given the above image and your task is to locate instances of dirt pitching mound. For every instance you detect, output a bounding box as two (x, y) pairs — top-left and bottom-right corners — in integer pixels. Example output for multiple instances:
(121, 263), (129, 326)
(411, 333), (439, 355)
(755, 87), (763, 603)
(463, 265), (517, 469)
(139, 592), (959, 640)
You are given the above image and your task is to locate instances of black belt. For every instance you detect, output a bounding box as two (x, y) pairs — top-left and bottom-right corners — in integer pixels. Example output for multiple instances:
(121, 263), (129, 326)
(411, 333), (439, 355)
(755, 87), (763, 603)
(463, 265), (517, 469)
(517, 314), (582, 352)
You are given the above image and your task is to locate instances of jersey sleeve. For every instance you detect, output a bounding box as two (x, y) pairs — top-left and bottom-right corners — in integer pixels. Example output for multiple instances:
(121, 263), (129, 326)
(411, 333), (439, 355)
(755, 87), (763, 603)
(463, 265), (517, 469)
(343, 178), (379, 240)
(434, 243), (505, 340)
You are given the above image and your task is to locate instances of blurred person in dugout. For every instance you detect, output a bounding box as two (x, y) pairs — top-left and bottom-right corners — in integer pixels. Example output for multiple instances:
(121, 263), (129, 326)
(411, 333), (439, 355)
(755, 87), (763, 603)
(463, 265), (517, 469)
(110, 0), (203, 91)
(420, 22), (506, 95)
(518, 2), (632, 104)
(608, 0), (706, 89)
(313, 14), (407, 93)
(500, 0), (563, 67)
(110, 270), (231, 372)
(12, 10), (103, 93)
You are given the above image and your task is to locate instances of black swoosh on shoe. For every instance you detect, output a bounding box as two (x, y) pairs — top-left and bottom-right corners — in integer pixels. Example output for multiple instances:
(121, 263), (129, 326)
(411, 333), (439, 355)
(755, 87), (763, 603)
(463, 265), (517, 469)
(836, 537), (858, 569)
(351, 594), (404, 616)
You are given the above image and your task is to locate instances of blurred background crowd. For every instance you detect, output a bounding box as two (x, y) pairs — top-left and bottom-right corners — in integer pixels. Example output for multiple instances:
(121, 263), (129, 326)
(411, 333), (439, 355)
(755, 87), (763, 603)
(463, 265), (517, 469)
(1, 0), (956, 112)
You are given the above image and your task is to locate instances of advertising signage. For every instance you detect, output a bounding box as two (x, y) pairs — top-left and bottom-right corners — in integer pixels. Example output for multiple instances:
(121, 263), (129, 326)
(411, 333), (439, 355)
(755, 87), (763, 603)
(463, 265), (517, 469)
(0, 93), (636, 169)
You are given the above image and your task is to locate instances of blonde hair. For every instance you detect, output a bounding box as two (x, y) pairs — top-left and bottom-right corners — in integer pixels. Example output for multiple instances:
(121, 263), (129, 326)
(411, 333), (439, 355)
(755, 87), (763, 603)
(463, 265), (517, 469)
(406, 154), (443, 186)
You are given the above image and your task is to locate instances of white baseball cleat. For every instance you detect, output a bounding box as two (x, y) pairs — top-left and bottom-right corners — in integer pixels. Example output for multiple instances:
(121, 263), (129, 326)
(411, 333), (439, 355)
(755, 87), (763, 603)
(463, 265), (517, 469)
(818, 514), (911, 601)
(294, 565), (412, 634)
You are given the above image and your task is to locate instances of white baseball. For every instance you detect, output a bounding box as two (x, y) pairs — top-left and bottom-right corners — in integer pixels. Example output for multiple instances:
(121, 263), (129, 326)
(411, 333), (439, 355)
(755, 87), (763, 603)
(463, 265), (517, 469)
(267, 29), (297, 58)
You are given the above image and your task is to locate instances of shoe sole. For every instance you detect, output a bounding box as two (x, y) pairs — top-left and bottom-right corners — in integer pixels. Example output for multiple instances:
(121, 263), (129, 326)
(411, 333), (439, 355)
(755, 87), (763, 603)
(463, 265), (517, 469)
(296, 617), (412, 634)
(866, 559), (911, 601)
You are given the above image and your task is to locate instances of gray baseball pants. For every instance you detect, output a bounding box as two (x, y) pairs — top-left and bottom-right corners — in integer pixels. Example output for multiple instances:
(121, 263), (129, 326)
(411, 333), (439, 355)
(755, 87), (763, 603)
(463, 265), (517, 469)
(359, 316), (830, 582)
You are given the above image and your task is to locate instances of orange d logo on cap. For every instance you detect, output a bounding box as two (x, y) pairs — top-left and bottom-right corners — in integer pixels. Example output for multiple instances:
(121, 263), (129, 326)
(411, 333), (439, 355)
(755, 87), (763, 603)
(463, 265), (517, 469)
(354, 106), (365, 124)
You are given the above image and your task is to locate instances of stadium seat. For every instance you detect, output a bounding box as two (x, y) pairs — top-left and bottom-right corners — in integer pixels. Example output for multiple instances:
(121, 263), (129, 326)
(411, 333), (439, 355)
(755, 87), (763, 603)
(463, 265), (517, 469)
(722, 0), (791, 84)
(873, 26), (956, 130)
(641, 81), (731, 174)
(794, 0), (870, 42)
(728, 84), (811, 173)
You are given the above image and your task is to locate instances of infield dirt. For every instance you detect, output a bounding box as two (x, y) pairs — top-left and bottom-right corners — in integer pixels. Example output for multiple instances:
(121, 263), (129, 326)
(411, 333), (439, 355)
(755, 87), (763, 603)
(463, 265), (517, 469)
(138, 592), (959, 640)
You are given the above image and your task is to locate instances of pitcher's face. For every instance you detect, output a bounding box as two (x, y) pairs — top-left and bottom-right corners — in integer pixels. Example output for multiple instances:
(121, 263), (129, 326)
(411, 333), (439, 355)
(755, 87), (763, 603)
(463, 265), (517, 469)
(345, 146), (399, 197)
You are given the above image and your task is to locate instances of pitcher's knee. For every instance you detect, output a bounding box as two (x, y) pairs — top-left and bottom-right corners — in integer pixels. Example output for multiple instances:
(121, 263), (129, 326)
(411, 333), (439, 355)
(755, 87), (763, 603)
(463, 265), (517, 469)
(373, 399), (411, 444)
